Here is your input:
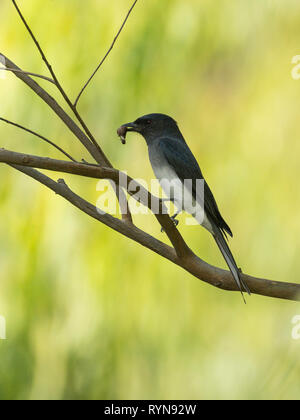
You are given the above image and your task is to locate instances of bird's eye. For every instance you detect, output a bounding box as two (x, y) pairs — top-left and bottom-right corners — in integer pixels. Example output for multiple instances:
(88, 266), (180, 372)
(146, 120), (151, 125)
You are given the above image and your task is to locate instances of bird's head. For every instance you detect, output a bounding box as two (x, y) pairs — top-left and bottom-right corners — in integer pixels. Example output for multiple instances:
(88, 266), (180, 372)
(117, 113), (180, 144)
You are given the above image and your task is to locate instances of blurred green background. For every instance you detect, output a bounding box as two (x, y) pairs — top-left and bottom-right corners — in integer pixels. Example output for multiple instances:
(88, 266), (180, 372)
(1, 0), (300, 400)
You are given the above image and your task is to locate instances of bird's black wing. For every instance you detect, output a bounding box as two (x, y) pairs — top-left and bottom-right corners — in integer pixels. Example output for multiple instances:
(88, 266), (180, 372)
(157, 138), (232, 237)
(157, 138), (251, 297)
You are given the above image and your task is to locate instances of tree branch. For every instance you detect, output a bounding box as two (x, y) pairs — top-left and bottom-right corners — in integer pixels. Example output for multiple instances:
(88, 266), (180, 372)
(1, 148), (299, 302)
(73, 0), (139, 108)
(2, 54), (132, 223)
(0, 148), (191, 258)
(0, 66), (55, 84)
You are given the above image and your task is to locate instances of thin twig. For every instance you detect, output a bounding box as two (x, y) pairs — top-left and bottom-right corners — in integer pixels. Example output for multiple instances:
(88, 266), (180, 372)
(0, 148), (191, 258)
(0, 117), (77, 162)
(73, 0), (139, 108)
(0, 66), (55, 84)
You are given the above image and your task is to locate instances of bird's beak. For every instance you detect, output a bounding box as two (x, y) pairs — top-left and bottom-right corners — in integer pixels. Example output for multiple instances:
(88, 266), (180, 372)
(118, 122), (139, 133)
(117, 122), (139, 144)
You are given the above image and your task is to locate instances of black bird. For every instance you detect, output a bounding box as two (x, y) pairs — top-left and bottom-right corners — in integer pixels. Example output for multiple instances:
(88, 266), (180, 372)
(117, 113), (251, 299)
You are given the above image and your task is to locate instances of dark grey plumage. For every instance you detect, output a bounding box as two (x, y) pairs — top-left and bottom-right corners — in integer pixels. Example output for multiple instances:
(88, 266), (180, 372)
(117, 113), (251, 299)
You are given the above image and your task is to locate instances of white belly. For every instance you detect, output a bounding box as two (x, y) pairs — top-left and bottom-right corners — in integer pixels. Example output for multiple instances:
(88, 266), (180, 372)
(153, 165), (213, 232)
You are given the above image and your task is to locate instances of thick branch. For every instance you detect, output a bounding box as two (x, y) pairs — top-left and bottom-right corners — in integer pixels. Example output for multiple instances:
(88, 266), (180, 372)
(0, 66), (55, 84)
(0, 117), (76, 162)
(12, 164), (170, 256)
(2, 149), (299, 302)
(0, 148), (190, 258)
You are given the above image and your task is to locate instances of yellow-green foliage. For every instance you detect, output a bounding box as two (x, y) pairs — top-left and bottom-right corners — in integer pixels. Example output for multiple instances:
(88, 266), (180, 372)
(0, 0), (300, 400)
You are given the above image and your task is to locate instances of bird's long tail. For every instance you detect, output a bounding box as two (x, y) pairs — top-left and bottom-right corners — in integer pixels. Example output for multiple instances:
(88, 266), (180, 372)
(213, 230), (251, 302)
